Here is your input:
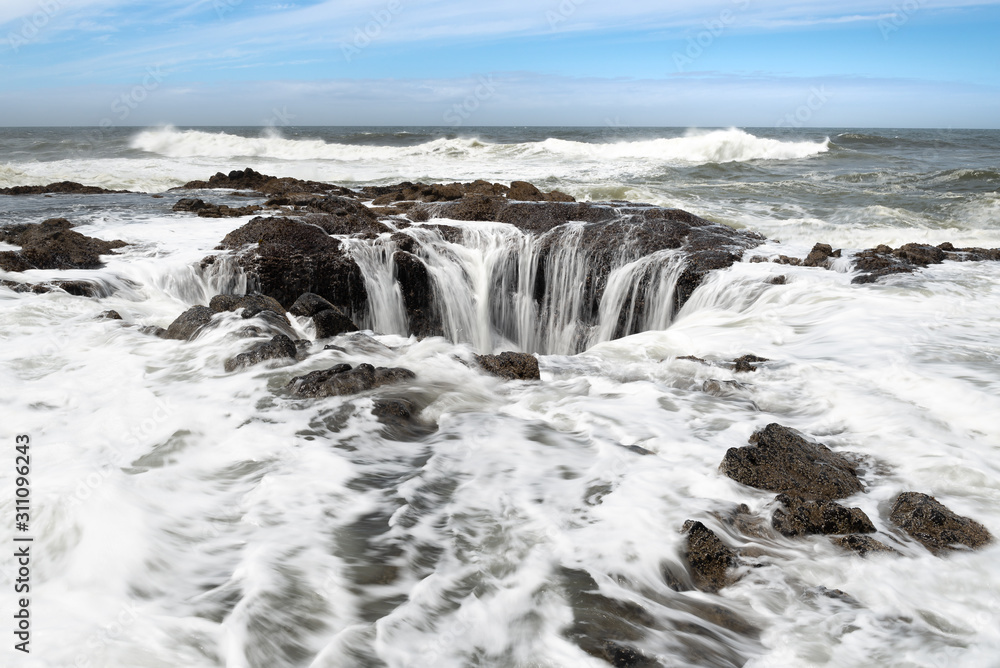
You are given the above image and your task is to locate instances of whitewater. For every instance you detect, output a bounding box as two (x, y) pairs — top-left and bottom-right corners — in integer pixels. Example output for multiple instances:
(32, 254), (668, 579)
(1, 126), (999, 668)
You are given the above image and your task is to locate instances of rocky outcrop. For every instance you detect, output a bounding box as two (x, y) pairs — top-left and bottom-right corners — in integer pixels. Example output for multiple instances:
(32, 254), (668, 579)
(209, 293), (288, 321)
(0, 218), (126, 271)
(0, 278), (103, 296)
(889, 492), (992, 555)
(682, 520), (740, 593)
(287, 363), (415, 398)
(771, 494), (875, 537)
(362, 179), (575, 205)
(474, 352), (541, 380)
(313, 308), (359, 338)
(732, 354), (768, 373)
(852, 242), (1000, 284)
(393, 250), (441, 337)
(0, 181), (129, 195)
(832, 534), (900, 557)
(214, 216), (367, 314)
(224, 334), (298, 372)
(162, 305), (217, 340)
(720, 424), (863, 501)
(172, 198), (262, 218)
(175, 168), (354, 197)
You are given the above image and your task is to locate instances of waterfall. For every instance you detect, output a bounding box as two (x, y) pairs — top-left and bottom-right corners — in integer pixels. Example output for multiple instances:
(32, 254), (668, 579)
(338, 220), (686, 355)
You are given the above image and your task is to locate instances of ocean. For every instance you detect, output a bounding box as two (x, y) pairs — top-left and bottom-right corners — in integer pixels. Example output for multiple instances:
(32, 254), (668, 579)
(1, 125), (999, 667)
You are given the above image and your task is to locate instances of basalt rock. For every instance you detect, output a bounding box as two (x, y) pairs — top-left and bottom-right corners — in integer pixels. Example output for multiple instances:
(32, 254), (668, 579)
(209, 293), (288, 322)
(771, 494), (876, 537)
(175, 168), (354, 197)
(852, 242), (1000, 284)
(360, 179), (574, 205)
(172, 198), (261, 218)
(162, 305), (217, 341)
(393, 250), (441, 337)
(803, 243), (841, 268)
(312, 308), (359, 338)
(287, 363), (415, 398)
(832, 534), (901, 557)
(474, 352), (541, 380)
(289, 292), (337, 318)
(0, 218), (127, 271)
(682, 520), (740, 593)
(732, 354), (769, 373)
(224, 334), (298, 372)
(720, 424), (863, 501)
(98, 310), (123, 320)
(889, 492), (992, 555)
(214, 216), (367, 314)
(0, 181), (130, 195)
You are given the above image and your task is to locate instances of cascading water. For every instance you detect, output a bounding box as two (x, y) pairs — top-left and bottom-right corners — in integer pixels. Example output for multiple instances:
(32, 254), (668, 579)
(339, 220), (686, 355)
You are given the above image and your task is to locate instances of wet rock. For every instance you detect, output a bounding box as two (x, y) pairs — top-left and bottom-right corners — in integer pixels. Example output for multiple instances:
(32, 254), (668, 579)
(851, 241), (1000, 284)
(682, 520), (740, 593)
(173, 198), (210, 212)
(508, 180), (545, 201)
(832, 534), (901, 557)
(732, 354), (768, 373)
(803, 243), (840, 268)
(717, 503), (772, 540)
(771, 494), (876, 537)
(289, 292), (336, 318)
(0, 181), (129, 195)
(889, 492), (992, 555)
(98, 310), (123, 320)
(474, 351), (540, 380)
(312, 308), (359, 338)
(214, 216), (367, 313)
(162, 305), (217, 341)
(768, 275), (787, 285)
(139, 325), (167, 337)
(371, 398), (413, 420)
(173, 198), (261, 218)
(175, 168), (353, 197)
(393, 250), (441, 337)
(0, 218), (127, 271)
(288, 363), (415, 398)
(224, 334), (298, 372)
(720, 423), (863, 501)
(209, 293), (288, 321)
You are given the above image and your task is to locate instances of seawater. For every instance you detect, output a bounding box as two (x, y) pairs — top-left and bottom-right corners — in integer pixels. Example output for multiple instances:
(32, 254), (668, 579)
(1, 126), (999, 667)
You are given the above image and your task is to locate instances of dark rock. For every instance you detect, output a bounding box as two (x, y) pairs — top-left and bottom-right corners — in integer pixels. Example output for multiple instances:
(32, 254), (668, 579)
(732, 354), (768, 373)
(682, 520), (740, 593)
(163, 305), (217, 341)
(803, 243), (840, 268)
(173, 198), (261, 217)
(832, 535), (901, 557)
(889, 492), (992, 555)
(313, 308), (359, 338)
(288, 363), (415, 398)
(98, 310), (123, 320)
(474, 352), (541, 380)
(214, 216), (367, 313)
(768, 275), (787, 285)
(508, 180), (545, 201)
(224, 334), (298, 372)
(371, 399), (413, 420)
(0, 181), (129, 195)
(851, 241), (1000, 284)
(0, 218), (127, 271)
(289, 292), (336, 318)
(53, 280), (104, 297)
(173, 198), (210, 212)
(175, 168), (353, 197)
(393, 250), (441, 337)
(139, 325), (167, 337)
(720, 424), (863, 501)
(209, 293), (288, 321)
(771, 494), (876, 537)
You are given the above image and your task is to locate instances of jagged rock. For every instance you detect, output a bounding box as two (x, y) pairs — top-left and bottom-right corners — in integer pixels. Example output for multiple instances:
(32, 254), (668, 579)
(832, 534), (901, 557)
(312, 308), (359, 338)
(289, 292), (336, 318)
(508, 180), (545, 201)
(98, 310), (123, 320)
(771, 494), (876, 537)
(393, 250), (441, 337)
(474, 352), (540, 380)
(0, 218), (126, 271)
(209, 293), (288, 321)
(682, 520), (740, 593)
(0, 181), (129, 195)
(162, 305), (217, 341)
(720, 424), (863, 501)
(175, 168), (353, 197)
(288, 363), (415, 398)
(732, 354), (768, 373)
(371, 399), (413, 420)
(803, 243), (841, 268)
(214, 216), (367, 313)
(173, 198), (261, 217)
(852, 242), (1000, 284)
(224, 334), (298, 372)
(889, 492), (992, 555)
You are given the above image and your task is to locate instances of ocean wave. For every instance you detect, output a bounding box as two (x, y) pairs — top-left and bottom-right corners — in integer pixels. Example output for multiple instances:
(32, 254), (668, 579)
(130, 126), (829, 165)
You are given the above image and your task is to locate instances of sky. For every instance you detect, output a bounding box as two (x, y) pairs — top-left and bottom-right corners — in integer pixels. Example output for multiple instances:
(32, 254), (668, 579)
(0, 0), (998, 127)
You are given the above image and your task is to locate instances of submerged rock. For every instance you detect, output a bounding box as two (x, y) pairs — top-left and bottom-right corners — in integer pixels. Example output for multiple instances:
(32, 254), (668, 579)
(771, 494), (876, 537)
(288, 363), (415, 398)
(0, 218), (127, 271)
(209, 293), (288, 321)
(832, 534), (901, 557)
(224, 334), (298, 372)
(682, 520), (741, 593)
(720, 424), (863, 501)
(98, 310), (123, 320)
(172, 198), (261, 218)
(852, 242), (1000, 284)
(889, 492), (992, 555)
(312, 308), (359, 338)
(732, 354), (768, 373)
(0, 181), (129, 195)
(162, 305), (217, 341)
(474, 351), (541, 380)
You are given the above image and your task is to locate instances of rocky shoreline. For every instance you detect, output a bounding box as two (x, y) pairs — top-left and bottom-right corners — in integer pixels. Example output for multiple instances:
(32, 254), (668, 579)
(2, 170), (997, 667)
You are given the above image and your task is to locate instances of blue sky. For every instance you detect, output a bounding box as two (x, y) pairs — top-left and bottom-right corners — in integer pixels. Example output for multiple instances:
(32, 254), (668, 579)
(1, 0), (998, 127)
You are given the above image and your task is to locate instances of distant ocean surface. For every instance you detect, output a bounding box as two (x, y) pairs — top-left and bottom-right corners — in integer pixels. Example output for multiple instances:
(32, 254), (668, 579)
(2, 126), (999, 668)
